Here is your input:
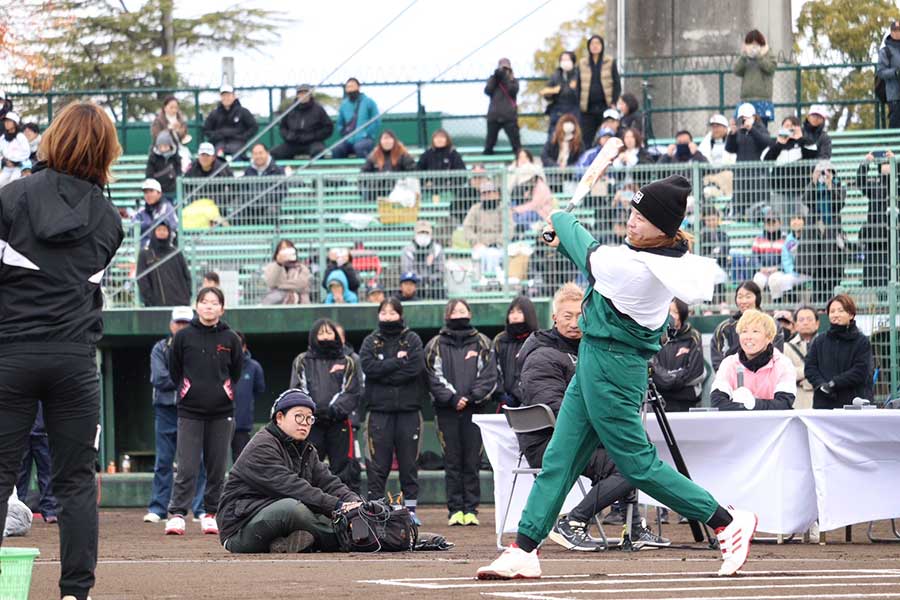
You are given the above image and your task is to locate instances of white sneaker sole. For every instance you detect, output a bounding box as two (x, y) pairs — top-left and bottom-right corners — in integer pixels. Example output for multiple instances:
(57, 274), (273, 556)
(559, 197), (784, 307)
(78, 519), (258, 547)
(546, 530), (600, 552)
(718, 513), (759, 576)
(476, 569), (541, 580)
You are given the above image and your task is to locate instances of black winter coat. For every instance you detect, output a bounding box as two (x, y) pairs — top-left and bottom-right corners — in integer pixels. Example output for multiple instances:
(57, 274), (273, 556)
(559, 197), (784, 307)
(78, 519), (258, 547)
(711, 312), (785, 371)
(763, 137), (818, 192)
(185, 156), (234, 178)
(145, 152), (181, 195)
(202, 99), (259, 147)
(359, 325), (427, 412)
(243, 159), (285, 177)
(425, 327), (498, 409)
(136, 239), (192, 307)
(279, 100), (333, 146)
(725, 121), (771, 162)
(417, 146), (466, 172)
(289, 348), (361, 422)
(169, 317), (243, 420)
(492, 329), (531, 407)
(649, 324), (705, 408)
(805, 321), (873, 409)
(856, 162), (894, 287)
(485, 69), (519, 122)
(217, 422), (360, 543)
(0, 166), (124, 346)
(802, 120), (832, 159)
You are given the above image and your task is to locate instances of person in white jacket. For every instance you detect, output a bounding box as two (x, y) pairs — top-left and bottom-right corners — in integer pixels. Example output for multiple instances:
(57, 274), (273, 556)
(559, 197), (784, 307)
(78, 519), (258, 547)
(699, 114), (737, 199)
(0, 112), (32, 188)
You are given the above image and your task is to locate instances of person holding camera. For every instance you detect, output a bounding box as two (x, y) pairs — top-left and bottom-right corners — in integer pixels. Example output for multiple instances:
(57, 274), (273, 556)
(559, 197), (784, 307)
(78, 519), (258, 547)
(484, 58), (521, 155)
(217, 390), (363, 553)
(261, 239), (312, 305)
(658, 129), (708, 167)
(725, 103), (771, 218)
(733, 29), (776, 126)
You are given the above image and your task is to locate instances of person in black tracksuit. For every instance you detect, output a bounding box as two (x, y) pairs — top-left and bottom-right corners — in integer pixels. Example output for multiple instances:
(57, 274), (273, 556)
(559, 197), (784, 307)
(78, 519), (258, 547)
(167, 287), (243, 535)
(425, 299), (498, 525)
(359, 299), (427, 520)
(650, 299), (705, 413)
(492, 295), (539, 408)
(805, 294), (873, 409)
(290, 319), (362, 493)
(0, 102), (124, 600)
(137, 222), (192, 307)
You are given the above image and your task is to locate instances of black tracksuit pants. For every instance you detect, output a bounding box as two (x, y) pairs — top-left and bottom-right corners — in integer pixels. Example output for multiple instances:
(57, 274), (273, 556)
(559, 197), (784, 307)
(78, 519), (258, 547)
(365, 411), (421, 503)
(483, 119), (521, 154)
(168, 416), (233, 517)
(308, 417), (360, 493)
(435, 407), (483, 515)
(0, 345), (100, 600)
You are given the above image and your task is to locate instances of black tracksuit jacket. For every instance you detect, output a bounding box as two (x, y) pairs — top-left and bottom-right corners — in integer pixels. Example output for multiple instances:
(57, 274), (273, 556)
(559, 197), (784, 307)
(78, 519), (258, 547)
(649, 324), (705, 409)
(169, 317), (243, 420)
(805, 321), (873, 409)
(492, 329), (531, 407)
(424, 326), (498, 409)
(289, 342), (361, 422)
(217, 422), (360, 543)
(359, 325), (427, 413)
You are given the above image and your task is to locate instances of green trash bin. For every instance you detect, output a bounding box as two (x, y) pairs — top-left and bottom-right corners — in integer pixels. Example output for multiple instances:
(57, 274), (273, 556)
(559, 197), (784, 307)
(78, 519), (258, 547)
(0, 547), (40, 600)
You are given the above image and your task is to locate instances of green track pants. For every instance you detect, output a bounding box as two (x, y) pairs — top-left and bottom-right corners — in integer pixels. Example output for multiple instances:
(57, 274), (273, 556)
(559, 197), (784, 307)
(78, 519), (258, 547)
(518, 338), (720, 543)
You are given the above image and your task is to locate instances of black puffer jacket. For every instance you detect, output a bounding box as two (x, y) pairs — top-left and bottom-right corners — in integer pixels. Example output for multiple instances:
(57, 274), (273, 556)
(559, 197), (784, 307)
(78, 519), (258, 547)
(425, 325), (497, 409)
(649, 323), (705, 408)
(289, 321), (361, 422)
(145, 151), (181, 195)
(725, 120), (771, 162)
(711, 312), (785, 371)
(217, 422), (360, 543)
(136, 236), (192, 307)
(416, 146), (466, 171)
(0, 165), (124, 346)
(805, 321), (873, 409)
(279, 100), (333, 146)
(185, 156), (234, 178)
(359, 322), (427, 412)
(202, 99), (259, 147)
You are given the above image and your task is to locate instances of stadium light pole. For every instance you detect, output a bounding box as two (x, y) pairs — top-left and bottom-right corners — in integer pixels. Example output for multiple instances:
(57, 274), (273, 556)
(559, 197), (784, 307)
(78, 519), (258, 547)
(617, 0), (626, 73)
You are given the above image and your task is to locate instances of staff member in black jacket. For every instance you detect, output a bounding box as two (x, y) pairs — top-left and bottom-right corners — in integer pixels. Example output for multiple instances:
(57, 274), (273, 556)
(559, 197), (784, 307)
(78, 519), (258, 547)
(166, 287), (243, 537)
(650, 299), (705, 412)
(359, 299), (427, 524)
(290, 319), (361, 493)
(425, 299), (498, 527)
(217, 389), (362, 553)
(202, 84), (259, 158)
(492, 295), (539, 408)
(137, 222), (192, 307)
(805, 294), (873, 409)
(0, 101), (124, 600)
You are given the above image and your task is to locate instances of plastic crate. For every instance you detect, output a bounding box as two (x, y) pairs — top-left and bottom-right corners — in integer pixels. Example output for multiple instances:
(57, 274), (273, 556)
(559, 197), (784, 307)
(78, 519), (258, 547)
(0, 547), (39, 600)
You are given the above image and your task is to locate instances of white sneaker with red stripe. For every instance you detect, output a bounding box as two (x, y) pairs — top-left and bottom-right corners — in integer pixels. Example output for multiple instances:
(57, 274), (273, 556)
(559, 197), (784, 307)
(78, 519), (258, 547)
(201, 514), (219, 535)
(716, 507), (758, 576)
(476, 543), (541, 580)
(165, 515), (185, 536)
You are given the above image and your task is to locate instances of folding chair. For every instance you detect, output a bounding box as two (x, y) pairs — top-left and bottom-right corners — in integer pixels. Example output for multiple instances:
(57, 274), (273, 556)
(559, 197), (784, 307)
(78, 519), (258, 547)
(496, 404), (610, 551)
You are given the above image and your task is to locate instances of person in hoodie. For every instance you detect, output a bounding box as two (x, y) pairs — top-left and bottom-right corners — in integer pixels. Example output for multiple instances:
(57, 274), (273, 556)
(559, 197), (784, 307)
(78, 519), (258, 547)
(725, 104), (771, 218)
(202, 84), (259, 158)
(733, 29), (776, 125)
(877, 21), (900, 128)
(802, 105), (832, 159)
(0, 101), (124, 600)
(578, 35), (621, 146)
(324, 268), (359, 304)
(289, 319), (361, 493)
(711, 310), (796, 411)
(711, 280), (785, 371)
(483, 58), (521, 155)
(271, 84), (334, 160)
(492, 295), (539, 408)
(217, 389), (362, 553)
(400, 220), (445, 300)
(321, 247), (361, 295)
(232, 332), (265, 461)
(650, 299), (705, 412)
(133, 178), (177, 236)
(145, 130), (181, 198)
(137, 222), (192, 307)
(359, 299), (428, 524)
(0, 112), (32, 188)
(333, 78), (381, 159)
(166, 286), (243, 537)
(805, 294), (873, 409)
(541, 51), (581, 139)
(185, 142), (235, 179)
(425, 299), (498, 527)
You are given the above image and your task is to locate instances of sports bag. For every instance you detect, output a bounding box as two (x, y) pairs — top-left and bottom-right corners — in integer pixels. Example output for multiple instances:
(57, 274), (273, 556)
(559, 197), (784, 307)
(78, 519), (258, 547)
(332, 501), (417, 552)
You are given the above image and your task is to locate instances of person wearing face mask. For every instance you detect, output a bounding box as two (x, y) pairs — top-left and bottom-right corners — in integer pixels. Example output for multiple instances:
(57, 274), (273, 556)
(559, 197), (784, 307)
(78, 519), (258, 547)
(333, 77), (381, 159)
(0, 112), (31, 188)
(137, 222), (192, 307)
(805, 294), (873, 409)
(541, 114), (584, 168)
(540, 51), (581, 139)
(484, 58), (522, 155)
(710, 281), (785, 371)
(271, 84), (334, 160)
(578, 34), (621, 146)
(145, 130), (182, 198)
(711, 310), (796, 411)
(733, 29), (776, 126)
(289, 319), (362, 493)
(425, 299), (497, 527)
(492, 296), (539, 409)
(857, 150), (897, 291)
(801, 105), (832, 159)
(359, 299), (428, 524)
(650, 299), (705, 412)
(401, 220), (446, 300)
(782, 306), (819, 409)
(262, 239), (312, 305)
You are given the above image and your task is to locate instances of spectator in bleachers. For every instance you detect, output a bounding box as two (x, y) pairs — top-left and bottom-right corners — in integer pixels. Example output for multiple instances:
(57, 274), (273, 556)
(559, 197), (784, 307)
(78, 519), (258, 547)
(0, 90), (11, 120)
(612, 127), (653, 169)
(493, 295), (538, 409)
(203, 84), (258, 158)
(711, 281), (785, 371)
(801, 160), (846, 300)
(783, 306), (819, 409)
(802, 105), (832, 159)
(577, 127), (616, 170)
(202, 272), (220, 289)
(483, 58), (521, 155)
(578, 34), (620, 145)
(773, 213), (813, 302)
(0, 112), (31, 188)
(700, 206), (729, 270)
(856, 150), (894, 290)
(600, 108), (621, 138)
(271, 84), (334, 160)
(394, 271), (420, 302)
(361, 130), (416, 201)
(763, 115), (816, 218)
(186, 142), (234, 178)
(333, 78), (380, 159)
(324, 268), (358, 304)
(699, 114), (735, 165)
(659, 129), (708, 166)
(751, 209), (787, 299)
(463, 181), (505, 274)
(22, 122), (40, 162)
(541, 114), (584, 168)
(733, 29), (776, 126)
(425, 299), (497, 526)
(805, 294), (873, 408)
(541, 51), (581, 139)
(244, 143), (285, 176)
(877, 21), (900, 128)
(774, 310), (795, 340)
(133, 178), (177, 236)
(322, 247), (360, 295)
(232, 331), (265, 461)
(726, 104), (770, 218)
(137, 222), (192, 307)
(510, 163), (555, 231)
(650, 299), (705, 412)
(417, 128), (466, 172)
(151, 96), (190, 147)
(365, 283), (385, 304)
(145, 131), (181, 199)
(261, 239), (312, 305)
(711, 310), (796, 410)
(616, 93), (642, 136)
(401, 220), (446, 300)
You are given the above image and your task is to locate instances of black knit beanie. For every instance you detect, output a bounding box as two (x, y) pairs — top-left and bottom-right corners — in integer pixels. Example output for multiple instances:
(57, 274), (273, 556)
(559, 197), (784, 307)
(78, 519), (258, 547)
(630, 175), (691, 237)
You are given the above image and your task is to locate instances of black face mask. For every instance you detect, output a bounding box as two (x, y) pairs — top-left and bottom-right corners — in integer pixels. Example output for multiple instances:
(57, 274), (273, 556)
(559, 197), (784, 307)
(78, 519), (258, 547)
(347, 91), (360, 101)
(378, 319), (405, 334)
(506, 321), (532, 339)
(446, 317), (471, 330)
(666, 325), (678, 340)
(315, 338), (344, 358)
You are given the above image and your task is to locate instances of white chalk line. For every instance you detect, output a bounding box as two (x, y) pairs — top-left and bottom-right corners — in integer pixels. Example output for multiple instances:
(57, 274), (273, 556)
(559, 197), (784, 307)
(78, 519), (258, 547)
(483, 593), (900, 600)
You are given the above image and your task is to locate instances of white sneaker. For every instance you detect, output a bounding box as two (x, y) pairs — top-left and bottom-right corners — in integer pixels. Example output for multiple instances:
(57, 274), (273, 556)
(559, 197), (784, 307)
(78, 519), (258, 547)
(716, 507), (758, 576)
(201, 514), (219, 535)
(476, 544), (541, 580)
(165, 515), (186, 536)
(143, 512), (161, 523)
(61, 596), (92, 600)
(192, 512), (207, 523)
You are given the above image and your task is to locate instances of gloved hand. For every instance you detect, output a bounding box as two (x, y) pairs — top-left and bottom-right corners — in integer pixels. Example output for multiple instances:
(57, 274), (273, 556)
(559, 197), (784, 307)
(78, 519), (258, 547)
(819, 380), (836, 396)
(732, 386), (756, 411)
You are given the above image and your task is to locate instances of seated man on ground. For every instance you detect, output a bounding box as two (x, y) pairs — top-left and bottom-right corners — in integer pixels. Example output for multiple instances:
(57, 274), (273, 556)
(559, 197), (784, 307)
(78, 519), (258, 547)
(217, 390), (362, 553)
(517, 283), (669, 551)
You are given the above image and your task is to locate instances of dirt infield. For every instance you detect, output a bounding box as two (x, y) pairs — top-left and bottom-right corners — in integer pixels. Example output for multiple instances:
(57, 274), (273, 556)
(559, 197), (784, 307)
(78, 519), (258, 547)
(7, 508), (900, 599)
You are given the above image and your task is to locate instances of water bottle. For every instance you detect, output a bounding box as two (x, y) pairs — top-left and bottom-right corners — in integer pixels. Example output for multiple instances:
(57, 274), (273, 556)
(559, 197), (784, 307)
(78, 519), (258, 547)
(121, 454), (131, 473)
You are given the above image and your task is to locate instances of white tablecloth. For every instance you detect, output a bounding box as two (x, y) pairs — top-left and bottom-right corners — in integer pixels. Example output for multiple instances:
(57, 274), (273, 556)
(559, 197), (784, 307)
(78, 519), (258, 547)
(474, 410), (900, 535)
